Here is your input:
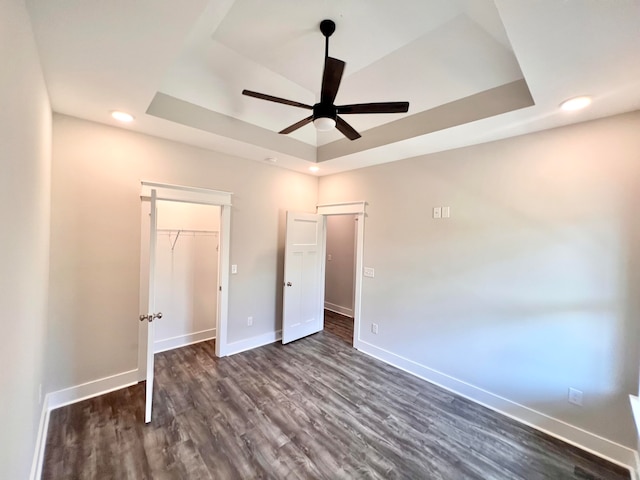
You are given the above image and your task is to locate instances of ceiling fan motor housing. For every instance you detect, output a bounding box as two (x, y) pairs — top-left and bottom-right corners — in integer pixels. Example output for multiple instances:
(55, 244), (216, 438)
(313, 102), (337, 122)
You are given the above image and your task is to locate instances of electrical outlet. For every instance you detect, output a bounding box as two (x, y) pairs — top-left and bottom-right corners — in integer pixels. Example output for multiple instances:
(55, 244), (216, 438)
(231, 264), (238, 274)
(433, 207), (442, 219)
(364, 267), (375, 278)
(327, 254), (332, 261)
(371, 323), (378, 334)
(247, 316), (253, 326)
(568, 387), (583, 406)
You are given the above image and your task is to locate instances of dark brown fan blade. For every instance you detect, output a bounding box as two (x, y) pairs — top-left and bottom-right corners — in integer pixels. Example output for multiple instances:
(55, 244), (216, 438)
(242, 90), (313, 110)
(336, 116), (361, 140)
(337, 102), (409, 114)
(279, 115), (313, 134)
(321, 57), (346, 105)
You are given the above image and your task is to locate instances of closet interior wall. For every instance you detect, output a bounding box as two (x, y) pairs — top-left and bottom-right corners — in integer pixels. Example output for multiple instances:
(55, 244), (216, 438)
(154, 201), (220, 353)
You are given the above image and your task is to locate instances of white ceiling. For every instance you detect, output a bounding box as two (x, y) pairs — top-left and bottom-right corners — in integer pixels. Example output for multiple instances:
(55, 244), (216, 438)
(26, 0), (640, 176)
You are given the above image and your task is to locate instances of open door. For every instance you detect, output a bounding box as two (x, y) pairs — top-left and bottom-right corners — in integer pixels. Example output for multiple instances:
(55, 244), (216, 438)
(140, 189), (162, 423)
(282, 212), (325, 344)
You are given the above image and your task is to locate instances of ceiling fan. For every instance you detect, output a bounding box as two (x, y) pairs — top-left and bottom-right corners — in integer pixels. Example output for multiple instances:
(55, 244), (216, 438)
(242, 19), (410, 140)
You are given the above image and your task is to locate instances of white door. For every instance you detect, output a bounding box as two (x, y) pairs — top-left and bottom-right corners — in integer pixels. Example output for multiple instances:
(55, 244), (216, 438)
(282, 212), (325, 344)
(140, 189), (162, 423)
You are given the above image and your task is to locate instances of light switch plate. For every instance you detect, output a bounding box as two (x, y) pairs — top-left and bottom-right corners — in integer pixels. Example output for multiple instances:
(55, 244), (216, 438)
(364, 267), (375, 278)
(231, 264), (238, 274)
(433, 207), (442, 219)
(442, 206), (450, 218)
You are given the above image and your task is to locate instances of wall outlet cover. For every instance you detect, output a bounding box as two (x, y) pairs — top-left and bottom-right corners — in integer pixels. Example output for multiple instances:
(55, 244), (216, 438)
(568, 387), (583, 406)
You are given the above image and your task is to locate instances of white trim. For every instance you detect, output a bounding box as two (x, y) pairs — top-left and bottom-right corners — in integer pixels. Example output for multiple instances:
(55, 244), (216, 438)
(48, 369), (139, 411)
(317, 201), (366, 215)
(29, 396), (51, 480)
(630, 395), (640, 437)
(216, 205), (231, 357)
(141, 181), (232, 206)
(154, 328), (216, 353)
(357, 340), (637, 473)
(226, 330), (282, 356)
(632, 450), (640, 480)
(324, 302), (354, 318)
(352, 212), (364, 350)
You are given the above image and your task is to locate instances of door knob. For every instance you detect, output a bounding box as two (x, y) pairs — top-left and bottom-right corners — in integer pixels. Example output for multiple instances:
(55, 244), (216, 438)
(140, 312), (163, 322)
(286, 282), (292, 287)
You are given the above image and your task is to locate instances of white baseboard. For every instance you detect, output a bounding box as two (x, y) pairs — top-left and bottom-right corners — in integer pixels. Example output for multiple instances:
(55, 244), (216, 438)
(30, 369), (138, 479)
(226, 330), (282, 356)
(357, 340), (636, 474)
(154, 328), (216, 354)
(324, 302), (353, 318)
(48, 369), (139, 411)
(29, 395), (51, 480)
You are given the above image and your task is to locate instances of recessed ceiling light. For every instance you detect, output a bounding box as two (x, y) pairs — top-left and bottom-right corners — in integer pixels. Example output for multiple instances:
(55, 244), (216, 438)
(265, 157), (277, 163)
(560, 96), (591, 111)
(111, 110), (135, 122)
(309, 166), (320, 173)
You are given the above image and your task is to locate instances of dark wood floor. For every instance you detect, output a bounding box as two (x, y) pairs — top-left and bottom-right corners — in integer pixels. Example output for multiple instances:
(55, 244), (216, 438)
(324, 309), (354, 345)
(43, 331), (630, 479)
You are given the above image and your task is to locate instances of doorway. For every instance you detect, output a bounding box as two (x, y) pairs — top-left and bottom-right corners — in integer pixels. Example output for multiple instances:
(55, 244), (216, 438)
(154, 201), (220, 353)
(281, 201), (365, 349)
(138, 182), (232, 391)
(324, 214), (357, 345)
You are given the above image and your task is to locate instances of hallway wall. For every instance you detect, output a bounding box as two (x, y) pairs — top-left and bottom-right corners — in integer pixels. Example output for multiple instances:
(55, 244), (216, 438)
(325, 215), (356, 316)
(0, 0), (52, 478)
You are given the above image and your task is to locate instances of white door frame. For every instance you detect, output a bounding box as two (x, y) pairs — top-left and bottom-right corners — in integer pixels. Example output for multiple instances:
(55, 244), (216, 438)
(139, 182), (233, 374)
(317, 201), (366, 350)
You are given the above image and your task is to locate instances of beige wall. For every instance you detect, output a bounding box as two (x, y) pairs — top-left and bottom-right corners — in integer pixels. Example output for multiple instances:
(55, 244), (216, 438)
(325, 215), (356, 314)
(319, 111), (640, 448)
(0, 0), (52, 478)
(156, 201), (220, 231)
(47, 114), (318, 392)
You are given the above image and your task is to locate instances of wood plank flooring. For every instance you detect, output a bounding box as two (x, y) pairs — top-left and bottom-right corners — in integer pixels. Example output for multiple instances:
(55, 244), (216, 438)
(324, 309), (354, 345)
(43, 331), (630, 480)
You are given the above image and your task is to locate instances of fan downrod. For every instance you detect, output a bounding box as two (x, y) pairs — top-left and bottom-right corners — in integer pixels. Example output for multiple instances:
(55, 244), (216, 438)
(320, 19), (335, 38)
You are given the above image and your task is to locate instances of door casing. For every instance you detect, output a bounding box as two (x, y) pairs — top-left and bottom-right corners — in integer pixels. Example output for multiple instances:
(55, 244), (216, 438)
(317, 201), (366, 350)
(138, 181), (233, 382)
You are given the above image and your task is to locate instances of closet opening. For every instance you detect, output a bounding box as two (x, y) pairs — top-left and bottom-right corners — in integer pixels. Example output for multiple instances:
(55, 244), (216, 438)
(138, 182), (232, 422)
(323, 214), (357, 346)
(154, 201), (221, 354)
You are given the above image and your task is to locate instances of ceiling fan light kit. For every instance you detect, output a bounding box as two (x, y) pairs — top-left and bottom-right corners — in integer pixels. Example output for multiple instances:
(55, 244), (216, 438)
(313, 117), (336, 131)
(242, 19), (410, 140)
